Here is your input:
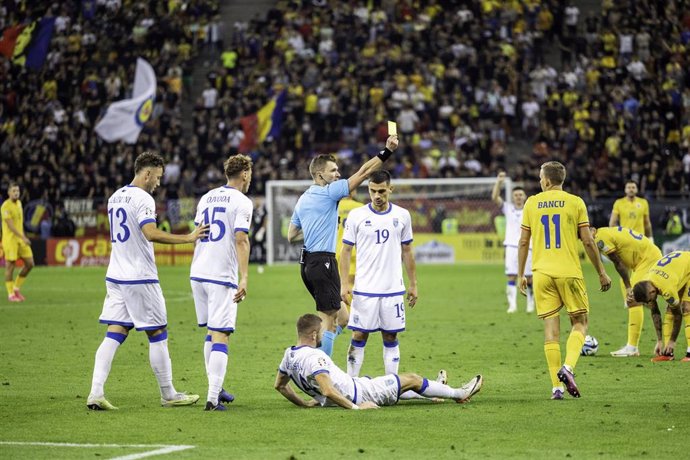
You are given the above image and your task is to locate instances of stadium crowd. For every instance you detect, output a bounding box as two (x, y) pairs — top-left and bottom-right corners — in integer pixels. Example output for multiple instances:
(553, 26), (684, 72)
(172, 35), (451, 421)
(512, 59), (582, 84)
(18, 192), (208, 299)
(513, 0), (690, 199)
(1, 0), (690, 237)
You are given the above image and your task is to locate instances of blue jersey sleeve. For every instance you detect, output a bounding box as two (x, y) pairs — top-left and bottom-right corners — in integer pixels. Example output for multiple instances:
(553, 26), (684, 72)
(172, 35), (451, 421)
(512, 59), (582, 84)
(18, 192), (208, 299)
(290, 208), (301, 228)
(327, 179), (350, 202)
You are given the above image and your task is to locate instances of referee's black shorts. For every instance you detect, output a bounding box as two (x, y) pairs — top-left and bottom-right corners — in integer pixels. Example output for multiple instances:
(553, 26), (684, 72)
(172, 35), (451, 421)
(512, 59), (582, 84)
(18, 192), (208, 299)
(300, 250), (341, 312)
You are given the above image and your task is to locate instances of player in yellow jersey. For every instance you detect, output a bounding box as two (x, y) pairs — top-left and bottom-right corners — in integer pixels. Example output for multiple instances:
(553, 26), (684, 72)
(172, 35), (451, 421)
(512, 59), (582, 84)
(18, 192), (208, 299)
(590, 226), (662, 357)
(633, 251), (690, 362)
(334, 192), (364, 333)
(1, 183), (34, 302)
(517, 161), (611, 400)
(609, 181), (653, 306)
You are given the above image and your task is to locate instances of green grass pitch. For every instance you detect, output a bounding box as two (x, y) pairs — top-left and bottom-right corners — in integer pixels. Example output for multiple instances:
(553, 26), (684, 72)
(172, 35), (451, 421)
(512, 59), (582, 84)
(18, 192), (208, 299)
(0, 263), (686, 459)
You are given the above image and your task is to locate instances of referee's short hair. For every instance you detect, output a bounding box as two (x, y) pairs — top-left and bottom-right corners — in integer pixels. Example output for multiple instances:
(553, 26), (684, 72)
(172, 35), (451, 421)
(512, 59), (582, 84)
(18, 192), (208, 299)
(309, 154), (337, 180)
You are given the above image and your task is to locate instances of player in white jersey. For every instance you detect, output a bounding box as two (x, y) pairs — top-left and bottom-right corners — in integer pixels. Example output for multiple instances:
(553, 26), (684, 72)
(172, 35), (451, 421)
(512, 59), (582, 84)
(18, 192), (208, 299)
(274, 314), (483, 409)
(340, 170), (417, 382)
(492, 172), (534, 313)
(87, 152), (209, 411)
(190, 154), (253, 411)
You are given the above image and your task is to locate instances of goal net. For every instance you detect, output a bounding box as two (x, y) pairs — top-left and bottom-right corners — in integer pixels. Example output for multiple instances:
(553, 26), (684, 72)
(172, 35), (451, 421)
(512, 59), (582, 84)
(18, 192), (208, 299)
(266, 177), (513, 265)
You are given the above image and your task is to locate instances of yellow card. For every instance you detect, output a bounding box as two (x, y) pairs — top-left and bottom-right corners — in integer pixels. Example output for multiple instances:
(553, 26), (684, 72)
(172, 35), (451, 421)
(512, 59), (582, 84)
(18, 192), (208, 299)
(387, 121), (397, 135)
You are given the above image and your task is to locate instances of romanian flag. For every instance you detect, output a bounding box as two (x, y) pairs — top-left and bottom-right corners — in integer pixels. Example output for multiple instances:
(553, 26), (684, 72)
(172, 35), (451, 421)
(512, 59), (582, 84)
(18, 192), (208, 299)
(0, 24), (26, 59)
(0, 17), (55, 69)
(239, 90), (286, 153)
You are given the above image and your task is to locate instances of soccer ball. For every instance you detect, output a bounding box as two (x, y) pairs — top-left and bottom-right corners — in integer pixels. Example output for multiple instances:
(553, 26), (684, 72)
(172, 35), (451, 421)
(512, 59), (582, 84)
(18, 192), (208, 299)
(581, 335), (599, 356)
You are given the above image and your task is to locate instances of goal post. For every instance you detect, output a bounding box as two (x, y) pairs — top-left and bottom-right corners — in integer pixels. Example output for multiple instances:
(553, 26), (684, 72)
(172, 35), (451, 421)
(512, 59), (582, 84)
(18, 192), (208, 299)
(265, 177), (513, 265)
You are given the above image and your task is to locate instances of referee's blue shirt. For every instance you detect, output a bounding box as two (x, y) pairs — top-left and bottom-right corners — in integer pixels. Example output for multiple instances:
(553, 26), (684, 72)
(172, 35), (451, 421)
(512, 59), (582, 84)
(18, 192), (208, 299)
(290, 179), (350, 253)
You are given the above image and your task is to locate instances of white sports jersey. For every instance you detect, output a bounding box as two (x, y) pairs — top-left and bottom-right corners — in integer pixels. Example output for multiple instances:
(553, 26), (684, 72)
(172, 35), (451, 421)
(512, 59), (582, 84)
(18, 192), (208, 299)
(342, 203), (413, 296)
(278, 345), (356, 406)
(190, 185), (253, 287)
(105, 185), (158, 283)
(502, 202), (525, 247)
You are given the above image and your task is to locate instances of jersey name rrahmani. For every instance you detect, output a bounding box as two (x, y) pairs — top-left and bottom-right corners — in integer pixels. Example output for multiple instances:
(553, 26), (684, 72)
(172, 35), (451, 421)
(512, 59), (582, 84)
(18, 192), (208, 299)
(521, 190), (589, 278)
(191, 186), (253, 287)
(502, 202), (524, 247)
(612, 196), (648, 234)
(645, 251), (690, 305)
(595, 226), (660, 270)
(105, 185), (158, 283)
(1, 199), (23, 242)
(342, 203), (413, 296)
(278, 345), (356, 406)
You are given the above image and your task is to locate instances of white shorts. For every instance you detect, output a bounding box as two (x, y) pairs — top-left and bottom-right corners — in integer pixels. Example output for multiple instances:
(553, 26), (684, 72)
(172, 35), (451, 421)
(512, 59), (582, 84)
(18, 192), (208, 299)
(355, 374), (401, 406)
(348, 294), (405, 333)
(191, 280), (238, 332)
(100, 281), (167, 331)
(505, 245), (532, 276)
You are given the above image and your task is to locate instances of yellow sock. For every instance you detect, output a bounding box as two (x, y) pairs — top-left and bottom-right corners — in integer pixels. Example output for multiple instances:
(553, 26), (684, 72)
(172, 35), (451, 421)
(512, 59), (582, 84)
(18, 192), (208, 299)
(5, 281), (14, 296)
(663, 311), (674, 346)
(683, 313), (690, 355)
(627, 306), (644, 348)
(14, 275), (26, 289)
(544, 341), (561, 387)
(564, 330), (586, 370)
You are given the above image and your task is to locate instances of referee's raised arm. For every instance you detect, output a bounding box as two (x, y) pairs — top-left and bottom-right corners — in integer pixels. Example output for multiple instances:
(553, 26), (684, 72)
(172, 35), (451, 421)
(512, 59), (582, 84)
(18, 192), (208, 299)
(347, 135), (399, 192)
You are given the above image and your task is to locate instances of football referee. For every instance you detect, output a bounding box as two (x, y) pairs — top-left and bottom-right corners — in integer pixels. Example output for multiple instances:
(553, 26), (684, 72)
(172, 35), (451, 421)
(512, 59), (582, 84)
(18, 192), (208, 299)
(288, 134), (399, 356)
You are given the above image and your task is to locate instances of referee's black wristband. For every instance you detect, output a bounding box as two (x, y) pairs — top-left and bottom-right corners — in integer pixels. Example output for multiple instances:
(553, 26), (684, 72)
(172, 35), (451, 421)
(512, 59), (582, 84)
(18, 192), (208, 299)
(377, 148), (393, 162)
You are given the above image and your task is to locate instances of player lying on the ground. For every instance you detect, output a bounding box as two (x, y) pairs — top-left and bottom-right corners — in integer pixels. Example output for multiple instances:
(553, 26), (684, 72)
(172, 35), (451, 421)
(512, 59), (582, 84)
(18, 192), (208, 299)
(274, 314), (483, 409)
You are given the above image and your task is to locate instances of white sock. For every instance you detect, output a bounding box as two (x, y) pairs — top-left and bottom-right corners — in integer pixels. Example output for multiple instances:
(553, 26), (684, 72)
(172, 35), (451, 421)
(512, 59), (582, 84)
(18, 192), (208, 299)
(89, 333), (125, 398)
(526, 286), (535, 312)
(506, 282), (517, 311)
(149, 332), (176, 400)
(347, 339), (366, 377)
(382, 340), (400, 375)
(204, 335), (212, 375)
(399, 390), (427, 400)
(207, 344), (228, 405)
(420, 379), (463, 400)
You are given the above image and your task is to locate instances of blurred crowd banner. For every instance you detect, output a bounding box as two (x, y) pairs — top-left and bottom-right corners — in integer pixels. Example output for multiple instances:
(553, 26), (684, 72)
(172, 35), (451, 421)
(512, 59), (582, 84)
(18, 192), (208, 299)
(45, 238), (194, 267)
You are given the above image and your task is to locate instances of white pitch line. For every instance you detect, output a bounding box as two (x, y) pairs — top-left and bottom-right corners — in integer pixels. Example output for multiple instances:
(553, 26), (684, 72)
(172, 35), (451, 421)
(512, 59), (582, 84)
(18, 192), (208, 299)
(0, 441), (195, 459)
(111, 445), (195, 460)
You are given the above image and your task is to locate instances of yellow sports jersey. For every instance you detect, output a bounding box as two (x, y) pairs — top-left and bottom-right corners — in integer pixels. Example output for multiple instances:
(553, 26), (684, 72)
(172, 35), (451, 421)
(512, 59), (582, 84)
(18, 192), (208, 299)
(335, 198), (364, 268)
(521, 190), (589, 278)
(612, 196), (648, 234)
(595, 226), (661, 271)
(1, 199), (23, 242)
(645, 251), (690, 305)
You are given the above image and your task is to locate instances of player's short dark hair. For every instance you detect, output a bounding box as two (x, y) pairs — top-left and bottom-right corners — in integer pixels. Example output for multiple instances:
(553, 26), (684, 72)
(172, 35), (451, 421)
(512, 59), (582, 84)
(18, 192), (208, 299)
(541, 161), (566, 185)
(625, 180), (639, 187)
(297, 314), (322, 336)
(309, 154), (337, 180)
(368, 170), (391, 184)
(224, 154), (252, 179)
(632, 281), (651, 303)
(134, 151), (165, 174)
(512, 187), (525, 193)
(8, 182), (19, 190)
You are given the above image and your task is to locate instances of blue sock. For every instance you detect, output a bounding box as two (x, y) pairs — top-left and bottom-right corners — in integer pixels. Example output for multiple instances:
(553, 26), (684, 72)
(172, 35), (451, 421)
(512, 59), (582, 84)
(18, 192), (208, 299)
(319, 331), (336, 356)
(335, 325), (343, 336)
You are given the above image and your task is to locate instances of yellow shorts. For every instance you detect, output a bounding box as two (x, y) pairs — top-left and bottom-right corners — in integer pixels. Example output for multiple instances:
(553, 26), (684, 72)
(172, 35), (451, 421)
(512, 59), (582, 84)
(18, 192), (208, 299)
(2, 239), (33, 261)
(533, 271), (589, 319)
